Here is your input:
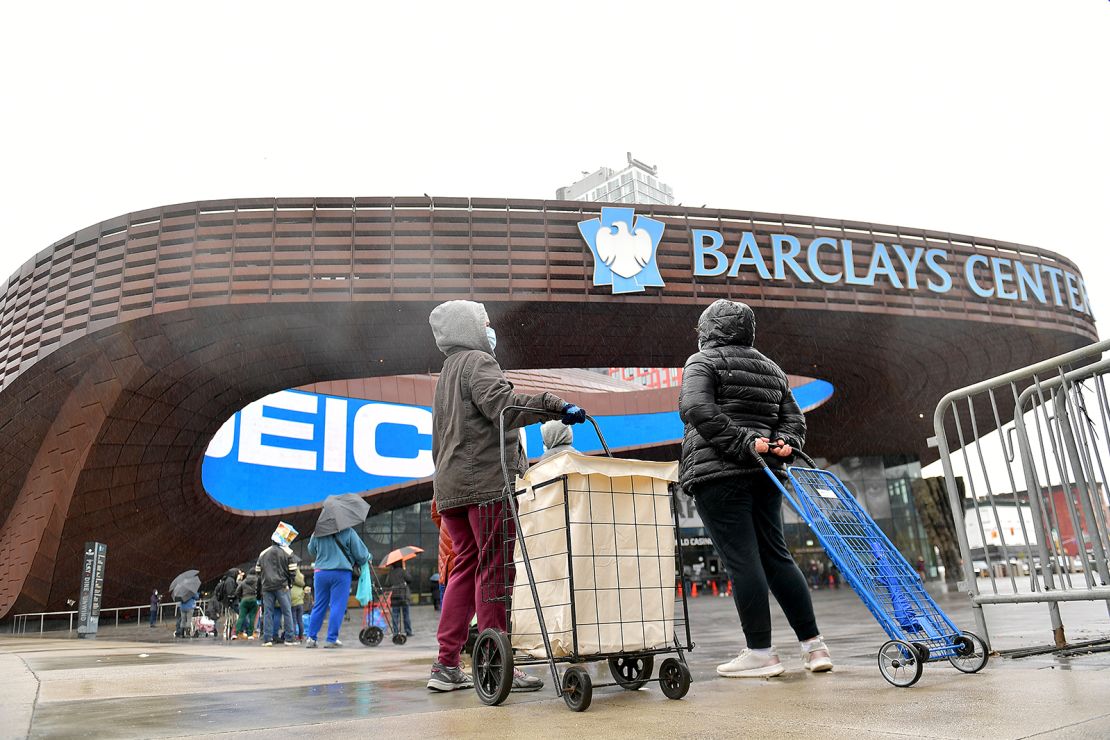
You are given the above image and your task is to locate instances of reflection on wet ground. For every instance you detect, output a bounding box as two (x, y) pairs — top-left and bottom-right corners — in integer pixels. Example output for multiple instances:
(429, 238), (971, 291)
(30, 673), (568, 739)
(25, 651), (231, 671)
(11, 589), (1110, 738)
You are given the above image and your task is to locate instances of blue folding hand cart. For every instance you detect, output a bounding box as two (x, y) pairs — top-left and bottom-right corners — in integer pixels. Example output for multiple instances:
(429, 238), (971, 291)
(757, 447), (989, 687)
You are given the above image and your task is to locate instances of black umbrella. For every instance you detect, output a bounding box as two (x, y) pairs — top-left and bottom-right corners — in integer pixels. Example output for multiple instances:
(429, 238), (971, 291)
(314, 493), (370, 536)
(169, 569), (201, 601)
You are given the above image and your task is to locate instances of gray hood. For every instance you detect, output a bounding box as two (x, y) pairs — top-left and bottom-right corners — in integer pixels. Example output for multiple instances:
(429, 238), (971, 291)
(429, 300), (493, 355)
(697, 299), (755, 350)
(541, 420), (573, 450)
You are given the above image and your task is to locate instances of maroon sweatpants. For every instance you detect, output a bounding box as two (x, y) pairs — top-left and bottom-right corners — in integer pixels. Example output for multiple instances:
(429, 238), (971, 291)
(436, 501), (514, 666)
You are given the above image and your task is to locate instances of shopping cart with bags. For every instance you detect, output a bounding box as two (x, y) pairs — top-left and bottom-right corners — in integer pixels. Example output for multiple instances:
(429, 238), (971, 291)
(472, 408), (694, 712)
(756, 444), (988, 687)
(358, 567), (406, 646)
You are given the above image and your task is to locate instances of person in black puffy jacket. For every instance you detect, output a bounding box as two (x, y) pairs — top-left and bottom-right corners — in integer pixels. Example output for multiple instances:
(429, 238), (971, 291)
(679, 300), (832, 679)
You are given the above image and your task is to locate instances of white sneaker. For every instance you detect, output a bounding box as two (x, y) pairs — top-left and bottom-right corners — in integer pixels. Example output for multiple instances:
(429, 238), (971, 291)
(717, 648), (785, 678)
(802, 638), (833, 672)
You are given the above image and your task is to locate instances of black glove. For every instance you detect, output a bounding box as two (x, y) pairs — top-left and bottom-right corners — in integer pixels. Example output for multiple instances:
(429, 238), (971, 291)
(560, 404), (587, 425)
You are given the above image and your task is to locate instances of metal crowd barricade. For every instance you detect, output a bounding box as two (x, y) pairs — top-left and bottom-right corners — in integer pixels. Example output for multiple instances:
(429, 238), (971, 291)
(932, 338), (1110, 648)
(10, 602), (172, 635)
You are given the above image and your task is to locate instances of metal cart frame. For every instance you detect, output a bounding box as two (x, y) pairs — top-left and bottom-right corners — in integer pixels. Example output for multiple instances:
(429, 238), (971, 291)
(358, 565), (407, 647)
(757, 446), (989, 687)
(470, 407), (695, 711)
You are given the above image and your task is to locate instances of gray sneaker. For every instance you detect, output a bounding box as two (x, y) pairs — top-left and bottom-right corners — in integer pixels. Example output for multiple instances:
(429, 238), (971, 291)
(427, 662), (474, 692)
(323, 640), (342, 649)
(510, 667), (543, 692)
(304, 638), (317, 648)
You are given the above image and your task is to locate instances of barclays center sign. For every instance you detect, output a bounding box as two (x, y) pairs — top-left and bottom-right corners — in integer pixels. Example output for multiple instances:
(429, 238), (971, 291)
(579, 207), (1092, 316)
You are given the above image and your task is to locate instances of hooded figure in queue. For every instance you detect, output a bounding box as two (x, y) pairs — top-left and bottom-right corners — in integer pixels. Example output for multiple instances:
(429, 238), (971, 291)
(425, 300), (586, 693)
(678, 299), (833, 678)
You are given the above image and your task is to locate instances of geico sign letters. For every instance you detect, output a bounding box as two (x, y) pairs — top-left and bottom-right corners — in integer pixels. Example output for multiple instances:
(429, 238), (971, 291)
(205, 390), (433, 478)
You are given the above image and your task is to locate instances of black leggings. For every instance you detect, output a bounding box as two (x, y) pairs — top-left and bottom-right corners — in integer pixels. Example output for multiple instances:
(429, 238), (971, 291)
(694, 474), (819, 649)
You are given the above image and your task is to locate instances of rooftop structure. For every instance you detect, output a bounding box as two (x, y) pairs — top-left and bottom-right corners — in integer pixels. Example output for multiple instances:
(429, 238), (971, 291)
(556, 152), (676, 205)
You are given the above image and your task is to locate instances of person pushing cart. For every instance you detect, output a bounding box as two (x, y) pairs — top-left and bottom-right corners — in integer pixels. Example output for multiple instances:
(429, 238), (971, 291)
(680, 300), (987, 687)
(678, 299), (833, 678)
(425, 300), (587, 693)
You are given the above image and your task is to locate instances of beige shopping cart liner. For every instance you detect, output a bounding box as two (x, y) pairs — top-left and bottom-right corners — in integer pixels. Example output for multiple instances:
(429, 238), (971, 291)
(509, 452), (679, 659)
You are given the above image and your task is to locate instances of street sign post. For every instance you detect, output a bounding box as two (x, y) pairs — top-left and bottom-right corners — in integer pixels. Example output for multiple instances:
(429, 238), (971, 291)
(76, 541), (108, 639)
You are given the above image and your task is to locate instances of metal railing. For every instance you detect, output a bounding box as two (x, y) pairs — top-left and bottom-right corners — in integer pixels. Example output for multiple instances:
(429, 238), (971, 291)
(9, 600), (205, 636)
(933, 338), (1110, 648)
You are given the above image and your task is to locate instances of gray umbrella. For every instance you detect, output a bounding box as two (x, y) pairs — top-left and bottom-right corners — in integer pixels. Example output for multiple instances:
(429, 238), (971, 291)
(314, 493), (370, 536)
(169, 569), (201, 601)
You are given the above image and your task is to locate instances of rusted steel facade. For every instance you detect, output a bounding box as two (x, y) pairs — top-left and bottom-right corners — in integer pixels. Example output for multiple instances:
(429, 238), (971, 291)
(0, 196), (1095, 616)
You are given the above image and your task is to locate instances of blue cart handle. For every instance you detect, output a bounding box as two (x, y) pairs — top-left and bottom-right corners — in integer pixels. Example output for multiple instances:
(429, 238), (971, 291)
(752, 440), (815, 515)
(759, 439), (818, 469)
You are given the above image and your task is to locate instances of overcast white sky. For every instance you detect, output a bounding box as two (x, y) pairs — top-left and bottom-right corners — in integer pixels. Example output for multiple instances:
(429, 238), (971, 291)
(1, 1), (1107, 332)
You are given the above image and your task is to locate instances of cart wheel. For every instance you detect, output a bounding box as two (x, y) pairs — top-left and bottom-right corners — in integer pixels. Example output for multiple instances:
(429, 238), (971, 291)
(359, 626), (384, 646)
(472, 629), (513, 706)
(948, 631), (988, 674)
(878, 640), (923, 688)
(658, 658), (691, 700)
(608, 655), (654, 691)
(911, 642), (931, 663)
(392, 633), (407, 645)
(561, 666), (592, 712)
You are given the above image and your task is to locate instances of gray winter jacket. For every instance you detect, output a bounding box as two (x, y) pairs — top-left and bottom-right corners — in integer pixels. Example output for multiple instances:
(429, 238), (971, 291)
(430, 301), (567, 511)
(678, 300), (806, 493)
(540, 420), (576, 459)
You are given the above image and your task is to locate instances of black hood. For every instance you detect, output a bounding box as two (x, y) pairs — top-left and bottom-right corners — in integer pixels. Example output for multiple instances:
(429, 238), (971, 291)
(696, 300), (756, 350)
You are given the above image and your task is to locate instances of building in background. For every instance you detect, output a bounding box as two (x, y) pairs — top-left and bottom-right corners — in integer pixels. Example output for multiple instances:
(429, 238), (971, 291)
(605, 367), (684, 390)
(556, 152), (676, 205)
(0, 195), (1094, 616)
(676, 455), (933, 588)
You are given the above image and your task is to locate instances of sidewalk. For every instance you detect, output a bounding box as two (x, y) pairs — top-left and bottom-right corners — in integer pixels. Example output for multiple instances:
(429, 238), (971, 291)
(2, 589), (1108, 739)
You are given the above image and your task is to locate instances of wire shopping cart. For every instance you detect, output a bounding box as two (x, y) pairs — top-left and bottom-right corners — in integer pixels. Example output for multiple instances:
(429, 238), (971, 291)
(756, 444), (988, 687)
(358, 567), (406, 646)
(471, 407), (694, 712)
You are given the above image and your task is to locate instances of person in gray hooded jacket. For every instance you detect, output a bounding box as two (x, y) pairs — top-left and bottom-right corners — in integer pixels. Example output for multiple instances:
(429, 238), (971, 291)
(425, 300), (586, 694)
(539, 419), (577, 459)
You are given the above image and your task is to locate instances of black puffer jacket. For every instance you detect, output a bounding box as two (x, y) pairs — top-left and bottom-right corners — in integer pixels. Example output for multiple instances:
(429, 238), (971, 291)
(678, 300), (806, 493)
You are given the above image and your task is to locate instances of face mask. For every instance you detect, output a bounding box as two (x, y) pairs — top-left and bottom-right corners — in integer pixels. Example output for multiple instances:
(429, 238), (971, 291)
(486, 326), (497, 352)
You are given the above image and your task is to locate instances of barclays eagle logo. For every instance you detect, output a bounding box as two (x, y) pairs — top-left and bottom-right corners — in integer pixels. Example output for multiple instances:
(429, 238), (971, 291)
(578, 207), (665, 294)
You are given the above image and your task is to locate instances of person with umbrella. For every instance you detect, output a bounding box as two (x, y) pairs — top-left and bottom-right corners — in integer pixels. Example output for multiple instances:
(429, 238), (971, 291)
(425, 300), (586, 693)
(382, 547), (421, 637)
(169, 570), (201, 638)
(305, 493), (371, 648)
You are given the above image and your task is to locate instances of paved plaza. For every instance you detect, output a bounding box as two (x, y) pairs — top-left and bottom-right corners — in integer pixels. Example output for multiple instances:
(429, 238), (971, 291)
(2, 588), (1108, 739)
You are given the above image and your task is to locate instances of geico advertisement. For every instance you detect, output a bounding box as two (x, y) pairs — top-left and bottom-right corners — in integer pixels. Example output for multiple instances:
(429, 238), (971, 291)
(203, 390), (435, 510)
(202, 381), (833, 511)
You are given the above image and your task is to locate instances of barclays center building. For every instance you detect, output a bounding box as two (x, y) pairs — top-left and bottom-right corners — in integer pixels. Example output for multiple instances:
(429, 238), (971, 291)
(0, 191), (1095, 616)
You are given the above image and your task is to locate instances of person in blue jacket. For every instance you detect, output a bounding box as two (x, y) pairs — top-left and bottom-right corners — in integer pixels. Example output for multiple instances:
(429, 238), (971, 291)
(176, 592), (198, 638)
(304, 526), (370, 648)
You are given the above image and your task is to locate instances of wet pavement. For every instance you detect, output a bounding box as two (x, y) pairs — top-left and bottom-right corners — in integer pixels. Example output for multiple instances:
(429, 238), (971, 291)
(3, 586), (1109, 739)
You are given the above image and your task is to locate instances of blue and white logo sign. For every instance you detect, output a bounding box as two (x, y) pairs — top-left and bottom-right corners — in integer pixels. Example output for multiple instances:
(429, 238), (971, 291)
(578, 207), (666, 294)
